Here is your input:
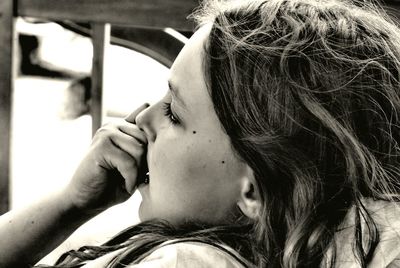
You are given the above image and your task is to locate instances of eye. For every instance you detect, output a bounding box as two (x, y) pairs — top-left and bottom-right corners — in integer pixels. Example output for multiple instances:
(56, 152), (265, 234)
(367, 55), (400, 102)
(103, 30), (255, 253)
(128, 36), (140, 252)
(162, 102), (180, 125)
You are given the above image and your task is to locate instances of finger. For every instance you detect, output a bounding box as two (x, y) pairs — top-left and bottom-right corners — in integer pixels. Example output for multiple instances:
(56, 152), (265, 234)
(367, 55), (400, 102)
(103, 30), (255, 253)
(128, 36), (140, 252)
(107, 170), (131, 203)
(109, 133), (145, 162)
(125, 103), (150, 124)
(117, 121), (148, 145)
(107, 149), (139, 195)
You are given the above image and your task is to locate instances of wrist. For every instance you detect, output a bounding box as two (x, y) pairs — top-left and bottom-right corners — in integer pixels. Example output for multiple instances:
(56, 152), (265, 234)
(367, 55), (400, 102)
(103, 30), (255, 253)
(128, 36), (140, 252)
(56, 188), (102, 224)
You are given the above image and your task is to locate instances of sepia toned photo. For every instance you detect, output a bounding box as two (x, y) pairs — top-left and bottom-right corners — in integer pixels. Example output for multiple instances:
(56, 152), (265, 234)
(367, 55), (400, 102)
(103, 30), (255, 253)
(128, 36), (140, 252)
(1, 0), (400, 267)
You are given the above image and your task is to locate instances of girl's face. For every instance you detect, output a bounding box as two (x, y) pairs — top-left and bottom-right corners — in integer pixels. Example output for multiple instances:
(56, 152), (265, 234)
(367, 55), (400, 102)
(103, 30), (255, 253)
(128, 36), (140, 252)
(135, 25), (248, 225)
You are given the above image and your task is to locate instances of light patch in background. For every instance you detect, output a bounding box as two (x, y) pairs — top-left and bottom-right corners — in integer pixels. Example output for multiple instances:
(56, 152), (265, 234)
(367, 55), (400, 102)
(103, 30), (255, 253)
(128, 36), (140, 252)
(12, 21), (169, 263)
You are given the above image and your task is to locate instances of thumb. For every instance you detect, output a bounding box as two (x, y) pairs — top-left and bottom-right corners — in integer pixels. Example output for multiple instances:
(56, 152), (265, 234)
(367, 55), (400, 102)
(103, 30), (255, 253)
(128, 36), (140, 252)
(125, 103), (150, 124)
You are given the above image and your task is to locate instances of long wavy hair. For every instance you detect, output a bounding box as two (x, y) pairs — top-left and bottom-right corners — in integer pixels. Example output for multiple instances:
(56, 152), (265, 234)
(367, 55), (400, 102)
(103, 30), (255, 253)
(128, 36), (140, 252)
(37, 0), (400, 267)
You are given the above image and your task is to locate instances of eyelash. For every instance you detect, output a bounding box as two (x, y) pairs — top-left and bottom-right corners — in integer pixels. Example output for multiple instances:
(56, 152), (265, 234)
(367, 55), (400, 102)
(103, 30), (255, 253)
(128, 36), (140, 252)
(162, 102), (180, 125)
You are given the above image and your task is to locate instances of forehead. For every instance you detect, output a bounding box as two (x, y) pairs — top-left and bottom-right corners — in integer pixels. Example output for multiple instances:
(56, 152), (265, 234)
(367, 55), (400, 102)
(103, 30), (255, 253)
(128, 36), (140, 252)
(169, 25), (212, 106)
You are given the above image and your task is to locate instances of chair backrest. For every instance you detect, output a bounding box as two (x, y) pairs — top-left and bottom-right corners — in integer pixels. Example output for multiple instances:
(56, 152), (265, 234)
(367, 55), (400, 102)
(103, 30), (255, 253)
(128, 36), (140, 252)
(0, 0), (197, 214)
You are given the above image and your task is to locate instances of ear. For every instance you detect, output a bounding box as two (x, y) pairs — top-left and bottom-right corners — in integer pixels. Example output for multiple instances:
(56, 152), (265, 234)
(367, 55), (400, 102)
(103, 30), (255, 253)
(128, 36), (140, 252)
(237, 166), (261, 220)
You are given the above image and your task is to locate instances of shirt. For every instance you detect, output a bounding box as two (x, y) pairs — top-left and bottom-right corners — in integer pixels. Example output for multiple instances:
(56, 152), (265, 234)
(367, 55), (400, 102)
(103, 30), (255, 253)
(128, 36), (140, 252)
(81, 241), (247, 268)
(326, 199), (400, 267)
(81, 199), (400, 267)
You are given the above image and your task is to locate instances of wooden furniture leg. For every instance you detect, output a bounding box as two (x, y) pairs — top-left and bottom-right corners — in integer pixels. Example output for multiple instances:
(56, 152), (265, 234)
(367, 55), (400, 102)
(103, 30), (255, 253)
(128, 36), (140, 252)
(91, 23), (110, 136)
(0, 0), (15, 215)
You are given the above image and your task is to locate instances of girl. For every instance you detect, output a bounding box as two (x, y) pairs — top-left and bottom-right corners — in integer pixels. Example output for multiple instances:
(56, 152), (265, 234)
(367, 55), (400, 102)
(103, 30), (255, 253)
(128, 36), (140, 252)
(1, 0), (400, 267)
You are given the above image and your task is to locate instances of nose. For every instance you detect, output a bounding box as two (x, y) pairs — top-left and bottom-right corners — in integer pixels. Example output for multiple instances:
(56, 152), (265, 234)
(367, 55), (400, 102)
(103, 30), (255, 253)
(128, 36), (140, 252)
(135, 105), (156, 142)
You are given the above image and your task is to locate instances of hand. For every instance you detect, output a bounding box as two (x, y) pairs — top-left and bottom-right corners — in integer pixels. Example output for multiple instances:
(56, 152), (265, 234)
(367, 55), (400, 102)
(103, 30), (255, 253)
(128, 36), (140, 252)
(62, 104), (149, 213)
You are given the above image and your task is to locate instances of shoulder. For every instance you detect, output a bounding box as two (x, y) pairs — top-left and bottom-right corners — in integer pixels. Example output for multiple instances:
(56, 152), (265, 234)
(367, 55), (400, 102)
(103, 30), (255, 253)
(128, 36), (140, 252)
(332, 199), (400, 267)
(128, 241), (248, 268)
(365, 200), (400, 267)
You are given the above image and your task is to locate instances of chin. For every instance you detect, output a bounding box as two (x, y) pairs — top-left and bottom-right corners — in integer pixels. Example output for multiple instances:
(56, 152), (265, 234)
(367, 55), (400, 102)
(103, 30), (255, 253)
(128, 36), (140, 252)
(137, 201), (160, 223)
(138, 201), (148, 222)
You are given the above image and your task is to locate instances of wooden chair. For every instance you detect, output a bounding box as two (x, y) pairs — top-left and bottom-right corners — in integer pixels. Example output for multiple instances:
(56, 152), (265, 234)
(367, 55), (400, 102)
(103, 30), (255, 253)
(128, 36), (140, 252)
(0, 0), (197, 214)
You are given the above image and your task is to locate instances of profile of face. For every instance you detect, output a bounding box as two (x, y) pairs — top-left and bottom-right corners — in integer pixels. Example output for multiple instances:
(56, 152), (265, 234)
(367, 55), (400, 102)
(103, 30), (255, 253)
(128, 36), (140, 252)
(135, 24), (258, 226)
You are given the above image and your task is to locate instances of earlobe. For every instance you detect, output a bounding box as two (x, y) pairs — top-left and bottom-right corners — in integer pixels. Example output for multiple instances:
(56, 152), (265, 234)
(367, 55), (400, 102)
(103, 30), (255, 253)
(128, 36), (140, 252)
(237, 167), (261, 220)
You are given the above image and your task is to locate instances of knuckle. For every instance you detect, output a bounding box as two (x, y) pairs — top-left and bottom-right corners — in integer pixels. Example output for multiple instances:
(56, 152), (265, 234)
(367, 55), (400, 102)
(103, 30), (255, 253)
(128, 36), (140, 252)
(97, 134), (112, 146)
(96, 124), (109, 133)
(97, 122), (118, 134)
(101, 121), (113, 128)
(92, 135), (113, 151)
(93, 127), (109, 140)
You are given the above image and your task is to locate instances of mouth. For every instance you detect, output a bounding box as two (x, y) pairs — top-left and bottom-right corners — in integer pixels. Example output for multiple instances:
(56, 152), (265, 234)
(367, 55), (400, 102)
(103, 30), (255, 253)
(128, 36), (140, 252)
(144, 172), (150, 184)
(137, 158), (150, 186)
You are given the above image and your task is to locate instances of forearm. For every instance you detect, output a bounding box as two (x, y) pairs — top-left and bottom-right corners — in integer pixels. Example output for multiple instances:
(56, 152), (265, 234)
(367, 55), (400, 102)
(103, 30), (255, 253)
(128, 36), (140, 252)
(0, 190), (98, 267)
(0, 106), (147, 267)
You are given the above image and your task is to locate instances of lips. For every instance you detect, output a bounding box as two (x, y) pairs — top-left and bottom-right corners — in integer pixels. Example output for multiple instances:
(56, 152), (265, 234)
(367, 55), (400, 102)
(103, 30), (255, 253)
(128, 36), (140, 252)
(137, 157), (149, 186)
(144, 172), (150, 184)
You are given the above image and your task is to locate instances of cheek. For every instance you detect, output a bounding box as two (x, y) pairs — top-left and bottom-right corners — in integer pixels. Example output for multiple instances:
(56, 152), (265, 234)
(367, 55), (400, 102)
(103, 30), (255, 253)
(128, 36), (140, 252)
(144, 133), (244, 223)
(150, 135), (243, 210)
(152, 136), (227, 184)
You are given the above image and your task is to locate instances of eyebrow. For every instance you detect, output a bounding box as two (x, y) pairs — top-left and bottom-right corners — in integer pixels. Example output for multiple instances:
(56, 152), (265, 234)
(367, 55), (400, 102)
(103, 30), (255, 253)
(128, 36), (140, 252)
(168, 80), (187, 109)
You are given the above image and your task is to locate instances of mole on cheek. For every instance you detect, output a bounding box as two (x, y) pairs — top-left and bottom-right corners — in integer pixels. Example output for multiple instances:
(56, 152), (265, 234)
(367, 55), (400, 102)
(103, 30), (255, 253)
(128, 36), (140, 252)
(221, 161), (225, 164)
(192, 130), (197, 134)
